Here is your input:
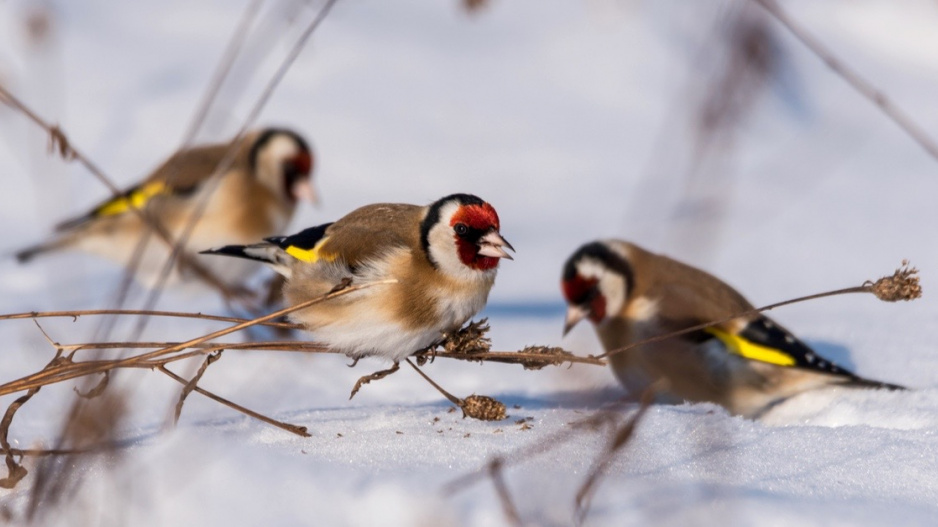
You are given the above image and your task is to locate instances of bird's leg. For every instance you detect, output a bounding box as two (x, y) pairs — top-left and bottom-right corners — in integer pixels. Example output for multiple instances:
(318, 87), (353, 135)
(348, 361), (400, 400)
(413, 339), (443, 366)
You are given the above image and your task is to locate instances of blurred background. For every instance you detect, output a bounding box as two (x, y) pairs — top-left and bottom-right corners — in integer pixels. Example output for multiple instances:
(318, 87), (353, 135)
(1, 0), (937, 524)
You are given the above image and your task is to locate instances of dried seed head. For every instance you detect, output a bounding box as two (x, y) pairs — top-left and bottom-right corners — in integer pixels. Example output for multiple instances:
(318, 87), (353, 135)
(443, 319), (491, 355)
(518, 345), (575, 370)
(460, 395), (507, 421)
(866, 260), (922, 302)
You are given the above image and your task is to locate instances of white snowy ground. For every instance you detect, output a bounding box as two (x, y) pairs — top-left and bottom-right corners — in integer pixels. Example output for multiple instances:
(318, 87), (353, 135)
(1, 0), (938, 525)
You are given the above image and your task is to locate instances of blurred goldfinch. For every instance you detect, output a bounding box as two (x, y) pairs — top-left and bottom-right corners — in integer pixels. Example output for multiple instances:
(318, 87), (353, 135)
(16, 128), (315, 287)
(561, 240), (904, 418)
(201, 193), (514, 361)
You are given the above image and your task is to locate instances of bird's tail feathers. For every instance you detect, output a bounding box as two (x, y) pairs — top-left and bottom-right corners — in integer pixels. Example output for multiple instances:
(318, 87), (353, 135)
(200, 243), (293, 278)
(14, 238), (71, 263)
(54, 214), (93, 232)
(842, 375), (906, 392)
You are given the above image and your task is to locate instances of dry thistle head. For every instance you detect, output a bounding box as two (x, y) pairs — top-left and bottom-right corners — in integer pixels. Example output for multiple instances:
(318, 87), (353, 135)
(866, 260), (922, 302)
(442, 319), (491, 355)
(518, 345), (575, 371)
(460, 395), (506, 421)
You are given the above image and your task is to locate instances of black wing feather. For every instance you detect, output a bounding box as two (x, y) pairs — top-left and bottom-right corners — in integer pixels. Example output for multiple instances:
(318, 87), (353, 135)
(739, 317), (905, 389)
(265, 222), (333, 250)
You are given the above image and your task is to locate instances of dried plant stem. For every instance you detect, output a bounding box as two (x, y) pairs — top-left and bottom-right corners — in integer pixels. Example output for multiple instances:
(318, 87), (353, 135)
(574, 385), (656, 526)
(488, 459), (522, 527)
(0, 85), (244, 300)
(445, 396), (637, 494)
(181, 0), (262, 144)
(139, 0), (341, 326)
(597, 285), (870, 359)
(171, 351), (223, 426)
(0, 280), (395, 397)
(349, 362), (400, 400)
(0, 309), (302, 330)
(752, 0), (938, 162)
(444, 350), (605, 368)
(0, 446), (102, 457)
(0, 84), (112, 192)
(0, 349), (65, 488)
(0, 389), (38, 488)
(404, 359), (462, 406)
(157, 365), (310, 437)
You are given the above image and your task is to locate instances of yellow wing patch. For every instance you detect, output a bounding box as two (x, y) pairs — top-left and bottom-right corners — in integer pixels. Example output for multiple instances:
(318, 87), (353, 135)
(284, 237), (335, 264)
(705, 327), (796, 367)
(95, 181), (170, 217)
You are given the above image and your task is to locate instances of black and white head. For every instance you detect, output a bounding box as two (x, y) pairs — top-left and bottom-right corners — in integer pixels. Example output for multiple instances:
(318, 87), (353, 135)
(420, 193), (515, 281)
(561, 241), (633, 335)
(249, 128), (316, 205)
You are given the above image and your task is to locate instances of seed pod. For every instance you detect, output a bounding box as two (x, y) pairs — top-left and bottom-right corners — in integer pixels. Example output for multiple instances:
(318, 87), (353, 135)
(867, 260), (922, 302)
(461, 395), (506, 421)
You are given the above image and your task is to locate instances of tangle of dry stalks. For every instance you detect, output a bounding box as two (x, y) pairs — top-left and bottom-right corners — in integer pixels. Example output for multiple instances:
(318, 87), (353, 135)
(0, 262), (921, 492)
(0, 279), (387, 484)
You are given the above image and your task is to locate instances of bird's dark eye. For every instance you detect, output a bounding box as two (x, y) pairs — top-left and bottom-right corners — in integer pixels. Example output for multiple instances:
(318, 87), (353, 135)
(454, 223), (469, 236)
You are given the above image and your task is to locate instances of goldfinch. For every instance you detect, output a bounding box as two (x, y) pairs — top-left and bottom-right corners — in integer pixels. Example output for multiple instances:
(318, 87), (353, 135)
(201, 193), (514, 361)
(16, 128), (315, 287)
(561, 240), (904, 418)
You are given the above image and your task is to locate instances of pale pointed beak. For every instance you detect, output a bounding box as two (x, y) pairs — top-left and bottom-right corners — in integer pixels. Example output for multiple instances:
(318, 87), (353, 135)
(476, 230), (515, 260)
(563, 305), (589, 336)
(292, 178), (319, 206)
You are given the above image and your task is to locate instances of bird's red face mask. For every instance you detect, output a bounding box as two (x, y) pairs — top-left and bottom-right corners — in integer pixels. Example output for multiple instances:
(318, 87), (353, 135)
(285, 150), (316, 204)
(450, 202), (514, 271)
(561, 273), (606, 335)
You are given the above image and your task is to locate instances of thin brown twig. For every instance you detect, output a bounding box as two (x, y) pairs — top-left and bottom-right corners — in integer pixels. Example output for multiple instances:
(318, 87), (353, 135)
(0, 347), (66, 488)
(138, 0), (341, 330)
(751, 0), (938, 163)
(157, 365), (310, 437)
(0, 84), (113, 191)
(0, 389), (38, 488)
(181, 0), (263, 144)
(597, 285), (868, 359)
(0, 309), (302, 330)
(0, 279), (395, 397)
(574, 385), (657, 525)
(488, 459), (523, 527)
(444, 396), (638, 495)
(0, 84), (245, 300)
(404, 359), (506, 420)
(172, 351), (224, 426)
(404, 359), (461, 406)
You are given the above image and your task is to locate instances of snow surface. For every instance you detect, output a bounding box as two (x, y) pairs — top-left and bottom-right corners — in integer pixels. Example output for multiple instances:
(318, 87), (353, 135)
(1, 0), (938, 525)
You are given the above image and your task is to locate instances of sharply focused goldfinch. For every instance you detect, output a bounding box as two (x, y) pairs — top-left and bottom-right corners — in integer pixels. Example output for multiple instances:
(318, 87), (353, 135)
(201, 193), (514, 361)
(16, 128), (315, 287)
(561, 240), (904, 418)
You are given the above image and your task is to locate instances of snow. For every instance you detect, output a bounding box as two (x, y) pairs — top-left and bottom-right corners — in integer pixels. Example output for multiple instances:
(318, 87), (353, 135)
(1, 0), (938, 525)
